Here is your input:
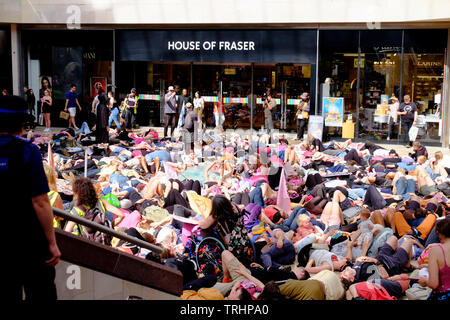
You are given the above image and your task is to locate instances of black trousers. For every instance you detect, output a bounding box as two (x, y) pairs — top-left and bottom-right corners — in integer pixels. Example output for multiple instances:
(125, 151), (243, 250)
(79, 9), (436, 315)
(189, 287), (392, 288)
(124, 109), (136, 129)
(233, 192), (251, 206)
(364, 185), (387, 211)
(182, 180), (201, 195)
(164, 113), (177, 138)
(8, 262), (57, 301)
(164, 189), (189, 209)
(305, 173), (324, 190)
(344, 148), (364, 166)
(297, 118), (307, 140)
(402, 121), (413, 146)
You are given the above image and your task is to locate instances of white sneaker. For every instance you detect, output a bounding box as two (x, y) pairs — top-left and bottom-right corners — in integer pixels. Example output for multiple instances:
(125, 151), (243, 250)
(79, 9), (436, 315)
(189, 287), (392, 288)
(386, 137), (390, 141)
(74, 127), (80, 131)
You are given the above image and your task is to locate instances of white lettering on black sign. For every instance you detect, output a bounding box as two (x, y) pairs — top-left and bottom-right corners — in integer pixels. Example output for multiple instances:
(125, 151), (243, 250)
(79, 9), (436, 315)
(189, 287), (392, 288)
(168, 41), (255, 51)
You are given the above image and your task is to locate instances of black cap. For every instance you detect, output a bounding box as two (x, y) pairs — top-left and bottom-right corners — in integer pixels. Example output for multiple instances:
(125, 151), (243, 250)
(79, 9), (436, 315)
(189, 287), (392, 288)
(131, 88), (137, 93)
(389, 149), (397, 155)
(0, 95), (33, 121)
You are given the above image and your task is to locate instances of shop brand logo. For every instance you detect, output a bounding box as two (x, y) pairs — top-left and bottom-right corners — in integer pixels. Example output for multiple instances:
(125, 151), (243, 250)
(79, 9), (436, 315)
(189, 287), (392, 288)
(83, 52), (96, 59)
(417, 61), (442, 67)
(167, 41), (256, 51)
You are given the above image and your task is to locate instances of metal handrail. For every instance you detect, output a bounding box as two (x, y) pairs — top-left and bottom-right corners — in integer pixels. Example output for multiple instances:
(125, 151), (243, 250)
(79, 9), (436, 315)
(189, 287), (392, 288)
(53, 207), (164, 254)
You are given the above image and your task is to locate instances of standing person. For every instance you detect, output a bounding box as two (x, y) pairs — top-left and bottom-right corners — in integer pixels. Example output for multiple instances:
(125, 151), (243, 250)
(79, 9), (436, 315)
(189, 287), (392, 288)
(178, 88), (189, 126)
(296, 92), (310, 140)
(91, 83), (103, 115)
(107, 91), (121, 131)
(214, 100), (225, 132)
(95, 92), (109, 144)
(25, 88), (36, 117)
(40, 89), (52, 132)
(123, 88), (139, 131)
(182, 102), (198, 154)
(397, 94), (418, 147)
(0, 95), (61, 300)
(263, 93), (277, 136)
(39, 77), (52, 120)
(387, 95), (399, 141)
(193, 91), (205, 132)
(64, 84), (82, 130)
(164, 86), (178, 139)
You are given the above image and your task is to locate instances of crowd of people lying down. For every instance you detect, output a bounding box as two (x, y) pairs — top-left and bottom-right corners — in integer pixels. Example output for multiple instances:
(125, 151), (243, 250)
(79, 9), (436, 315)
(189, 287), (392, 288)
(30, 125), (450, 301)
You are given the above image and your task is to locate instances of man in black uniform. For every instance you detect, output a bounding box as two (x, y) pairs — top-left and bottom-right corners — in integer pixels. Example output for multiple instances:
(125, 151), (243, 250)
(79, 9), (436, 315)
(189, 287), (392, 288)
(0, 95), (61, 300)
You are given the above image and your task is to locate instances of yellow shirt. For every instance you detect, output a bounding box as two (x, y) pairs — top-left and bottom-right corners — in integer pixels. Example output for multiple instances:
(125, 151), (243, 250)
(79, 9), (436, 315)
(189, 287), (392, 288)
(310, 270), (345, 300)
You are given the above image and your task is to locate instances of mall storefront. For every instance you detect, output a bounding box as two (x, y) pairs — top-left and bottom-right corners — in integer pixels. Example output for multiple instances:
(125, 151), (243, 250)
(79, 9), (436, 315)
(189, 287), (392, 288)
(19, 28), (449, 144)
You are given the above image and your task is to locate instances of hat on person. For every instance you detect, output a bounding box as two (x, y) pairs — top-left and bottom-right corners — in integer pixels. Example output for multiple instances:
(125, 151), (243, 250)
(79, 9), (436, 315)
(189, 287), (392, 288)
(312, 152), (324, 161)
(168, 86), (174, 91)
(131, 88), (137, 93)
(186, 102), (193, 109)
(0, 95), (34, 122)
(300, 92), (309, 99)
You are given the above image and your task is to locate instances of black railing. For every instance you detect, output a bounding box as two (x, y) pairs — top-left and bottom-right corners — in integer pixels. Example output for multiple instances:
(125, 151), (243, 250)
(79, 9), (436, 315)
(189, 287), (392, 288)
(52, 207), (164, 254)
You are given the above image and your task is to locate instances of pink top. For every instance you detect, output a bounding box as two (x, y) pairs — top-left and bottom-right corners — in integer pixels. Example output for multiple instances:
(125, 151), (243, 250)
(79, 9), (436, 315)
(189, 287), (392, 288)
(436, 244), (450, 293)
(292, 222), (316, 243)
(117, 209), (141, 229)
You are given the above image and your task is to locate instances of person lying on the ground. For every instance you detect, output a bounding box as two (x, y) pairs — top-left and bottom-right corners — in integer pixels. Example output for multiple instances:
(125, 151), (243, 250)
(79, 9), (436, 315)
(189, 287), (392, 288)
(429, 151), (449, 179)
(349, 235), (418, 283)
(416, 161), (439, 196)
(259, 229), (296, 271)
(212, 250), (285, 300)
(204, 158), (234, 184)
(346, 274), (411, 300)
(304, 249), (352, 274)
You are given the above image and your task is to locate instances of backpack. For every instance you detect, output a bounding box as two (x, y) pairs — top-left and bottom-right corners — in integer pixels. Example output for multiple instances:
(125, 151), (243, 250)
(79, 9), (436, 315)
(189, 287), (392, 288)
(77, 202), (113, 246)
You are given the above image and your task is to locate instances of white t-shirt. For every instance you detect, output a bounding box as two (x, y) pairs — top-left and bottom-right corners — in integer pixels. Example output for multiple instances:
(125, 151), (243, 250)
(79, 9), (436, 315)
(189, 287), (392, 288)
(194, 97), (204, 109)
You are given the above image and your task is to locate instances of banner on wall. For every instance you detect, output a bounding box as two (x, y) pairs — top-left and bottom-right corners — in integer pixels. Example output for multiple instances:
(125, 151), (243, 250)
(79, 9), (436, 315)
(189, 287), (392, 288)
(90, 77), (107, 97)
(323, 97), (344, 127)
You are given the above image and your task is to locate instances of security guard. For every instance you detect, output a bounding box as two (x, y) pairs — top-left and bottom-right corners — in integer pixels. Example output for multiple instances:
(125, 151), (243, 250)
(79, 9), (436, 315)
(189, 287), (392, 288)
(0, 95), (61, 300)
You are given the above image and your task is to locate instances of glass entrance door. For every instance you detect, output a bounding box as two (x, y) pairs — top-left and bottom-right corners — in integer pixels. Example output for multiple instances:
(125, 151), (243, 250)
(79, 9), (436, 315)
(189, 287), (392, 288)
(192, 64), (251, 130)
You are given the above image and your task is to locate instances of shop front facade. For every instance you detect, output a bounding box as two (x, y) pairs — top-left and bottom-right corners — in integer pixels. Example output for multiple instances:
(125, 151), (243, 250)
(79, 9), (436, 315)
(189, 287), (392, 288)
(12, 26), (450, 146)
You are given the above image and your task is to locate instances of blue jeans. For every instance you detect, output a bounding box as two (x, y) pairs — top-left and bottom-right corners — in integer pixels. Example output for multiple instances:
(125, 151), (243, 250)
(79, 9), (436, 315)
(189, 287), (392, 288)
(398, 163), (416, 171)
(79, 121), (92, 135)
(276, 207), (308, 231)
(395, 177), (416, 200)
(348, 188), (366, 200)
(110, 173), (129, 188)
(249, 186), (266, 208)
(108, 108), (121, 130)
(295, 234), (316, 254)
